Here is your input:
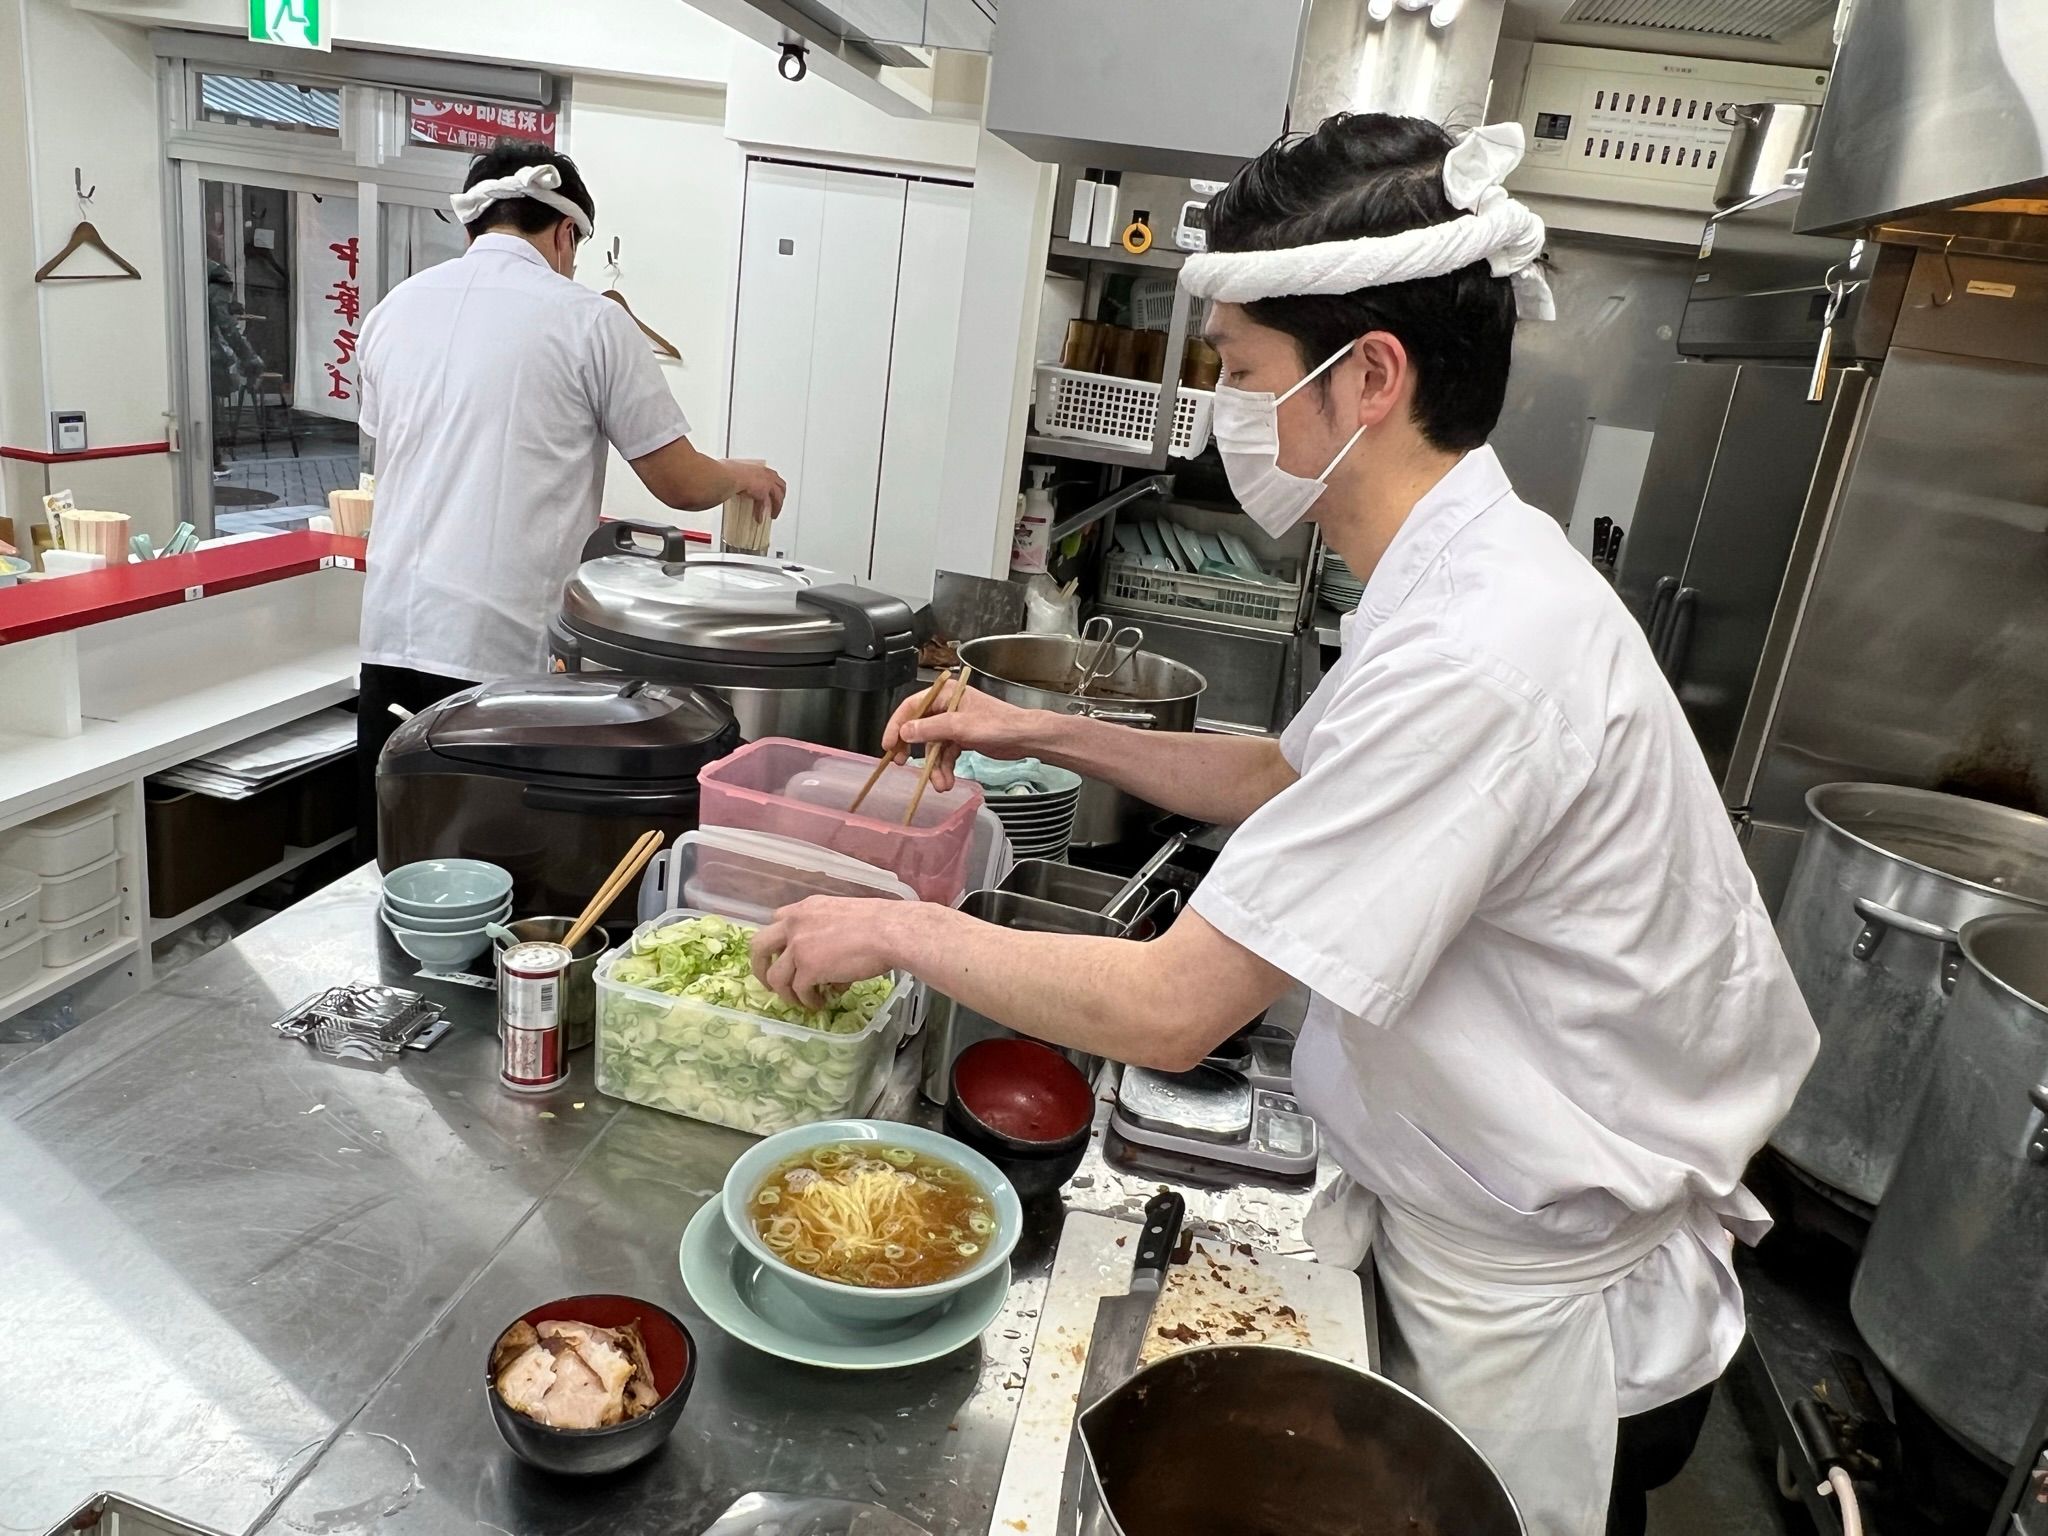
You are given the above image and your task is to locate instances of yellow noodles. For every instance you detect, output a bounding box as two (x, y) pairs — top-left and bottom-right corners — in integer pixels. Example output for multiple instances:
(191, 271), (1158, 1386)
(750, 1142), (995, 1288)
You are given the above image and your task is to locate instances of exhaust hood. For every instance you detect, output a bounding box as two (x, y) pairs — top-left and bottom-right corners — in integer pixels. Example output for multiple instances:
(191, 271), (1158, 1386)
(1796, 0), (2048, 234)
(685, 0), (994, 117)
(986, 0), (1504, 179)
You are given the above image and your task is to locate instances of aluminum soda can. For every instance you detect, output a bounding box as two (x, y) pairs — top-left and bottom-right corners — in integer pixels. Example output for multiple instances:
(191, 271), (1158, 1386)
(499, 940), (571, 1093)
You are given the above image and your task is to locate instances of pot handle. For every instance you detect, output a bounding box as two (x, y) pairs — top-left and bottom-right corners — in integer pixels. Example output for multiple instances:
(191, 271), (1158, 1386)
(1851, 897), (1962, 988)
(580, 518), (696, 565)
(1072, 705), (1157, 728)
(2029, 1082), (2048, 1165)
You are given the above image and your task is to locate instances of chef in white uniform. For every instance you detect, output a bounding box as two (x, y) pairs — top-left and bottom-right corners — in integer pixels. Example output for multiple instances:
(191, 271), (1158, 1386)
(752, 114), (1817, 1536)
(353, 143), (785, 846)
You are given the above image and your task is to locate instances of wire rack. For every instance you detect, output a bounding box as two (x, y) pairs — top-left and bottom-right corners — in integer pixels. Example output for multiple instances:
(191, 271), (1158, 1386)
(1033, 367), (1215, 458)
(1102, 551), (1301, 633)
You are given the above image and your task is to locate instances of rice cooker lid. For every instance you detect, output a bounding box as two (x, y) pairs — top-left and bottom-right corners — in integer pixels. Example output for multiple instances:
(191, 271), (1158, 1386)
(420, 675), (738, 781)
(560, 554), (865, 661)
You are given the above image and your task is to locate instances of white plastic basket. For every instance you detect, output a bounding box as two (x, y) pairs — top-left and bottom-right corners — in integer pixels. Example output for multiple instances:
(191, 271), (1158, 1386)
(1033, 366), (1214, 459)
(1102, 550), (1300, 633)
(1131, 277), (1178, 329)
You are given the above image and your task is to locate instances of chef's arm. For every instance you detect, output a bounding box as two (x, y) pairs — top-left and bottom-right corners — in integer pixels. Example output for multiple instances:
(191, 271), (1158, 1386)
(892, 690), (1297, 827)
(629, 437), (787, 516)
(754, 900), (1291, 1073)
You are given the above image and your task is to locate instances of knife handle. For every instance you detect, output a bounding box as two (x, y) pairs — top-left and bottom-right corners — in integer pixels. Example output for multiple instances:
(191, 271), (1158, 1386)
(1132, 1190), (1186, 1288)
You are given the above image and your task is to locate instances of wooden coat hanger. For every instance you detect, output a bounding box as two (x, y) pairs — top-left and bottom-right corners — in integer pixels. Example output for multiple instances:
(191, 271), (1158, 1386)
(599, 238), (680, 360)
(35, 170), (141, 283)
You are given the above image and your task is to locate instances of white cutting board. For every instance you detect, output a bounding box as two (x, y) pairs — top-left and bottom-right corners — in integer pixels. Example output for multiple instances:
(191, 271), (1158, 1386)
(988, 1210), (1370, 1535)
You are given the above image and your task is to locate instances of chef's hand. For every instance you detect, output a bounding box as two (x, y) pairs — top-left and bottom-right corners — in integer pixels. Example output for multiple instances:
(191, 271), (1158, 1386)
(752, 896), (908, 1011)
(883, 681), (1041, 793)
(725, 459), (787, 519)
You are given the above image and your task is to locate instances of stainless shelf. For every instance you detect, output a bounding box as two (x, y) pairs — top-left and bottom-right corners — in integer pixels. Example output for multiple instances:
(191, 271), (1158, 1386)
(1023, 434), (1168, 471)
(1048, 237), (1186, 272)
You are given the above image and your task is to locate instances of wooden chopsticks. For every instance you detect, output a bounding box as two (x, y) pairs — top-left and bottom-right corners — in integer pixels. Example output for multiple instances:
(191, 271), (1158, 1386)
(902, 665), (974, 827)
(848, 669), (953, 815)
(564, 829), (665, 950)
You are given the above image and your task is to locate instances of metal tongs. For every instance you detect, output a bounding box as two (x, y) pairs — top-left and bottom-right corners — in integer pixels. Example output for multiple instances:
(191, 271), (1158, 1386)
(1071, 615), (1143, 699)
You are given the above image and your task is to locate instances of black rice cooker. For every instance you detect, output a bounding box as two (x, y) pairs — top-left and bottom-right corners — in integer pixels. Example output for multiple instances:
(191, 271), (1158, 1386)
(377, 673), (739, 923)
(550, 521), (919, 750)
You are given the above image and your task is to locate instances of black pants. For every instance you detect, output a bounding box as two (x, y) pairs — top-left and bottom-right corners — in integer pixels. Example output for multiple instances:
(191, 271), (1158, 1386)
(354, 663), (476, 862)
(1608, 1379), (1718, 1536)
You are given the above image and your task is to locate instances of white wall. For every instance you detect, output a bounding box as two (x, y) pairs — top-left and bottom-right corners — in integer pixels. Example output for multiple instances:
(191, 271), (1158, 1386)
(722, 37), (979, 172)
(0, 0), (175, 541)
(569, 75), (743, 539)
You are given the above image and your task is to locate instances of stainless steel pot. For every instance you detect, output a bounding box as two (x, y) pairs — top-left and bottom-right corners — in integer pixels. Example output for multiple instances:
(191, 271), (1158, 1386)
(1075, 1345), (1524, 1536)
(1714, 101), (1823, 209)
(1770, 784), (2048, 1206)
(956, 633), (1205, 848)
(919, 882), (1176, 1103)
(1851, 913), (2048, 1467)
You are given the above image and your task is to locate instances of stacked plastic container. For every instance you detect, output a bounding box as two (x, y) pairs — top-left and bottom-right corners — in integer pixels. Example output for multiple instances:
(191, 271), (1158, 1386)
(595, 828), (918, 1135)
(0, 797), (123, 1001)
(696, 738), (983, 907)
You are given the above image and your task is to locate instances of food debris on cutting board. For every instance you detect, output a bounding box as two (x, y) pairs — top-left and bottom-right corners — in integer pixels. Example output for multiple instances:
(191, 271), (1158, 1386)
(491, 1317), (660, 1429)
(1137, 1244), (1313, 1363)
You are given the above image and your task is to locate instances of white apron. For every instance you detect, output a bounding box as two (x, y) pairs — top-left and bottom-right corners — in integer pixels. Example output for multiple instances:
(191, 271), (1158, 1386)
(1307, 1177), (1745, 1536)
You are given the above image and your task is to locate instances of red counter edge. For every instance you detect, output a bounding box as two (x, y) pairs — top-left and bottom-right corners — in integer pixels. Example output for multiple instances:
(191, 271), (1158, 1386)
(0, 532), (371, 645)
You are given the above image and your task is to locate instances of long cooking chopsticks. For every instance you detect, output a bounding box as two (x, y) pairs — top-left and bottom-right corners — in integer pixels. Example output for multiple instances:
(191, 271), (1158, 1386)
(902, 665), (974, 827)
(848, 668), (954, 816)
(564, 829), (665, 950)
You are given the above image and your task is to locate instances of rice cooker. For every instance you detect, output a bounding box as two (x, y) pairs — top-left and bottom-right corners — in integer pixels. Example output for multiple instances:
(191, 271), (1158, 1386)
(377, 674), (739, 925)
(550, 521), (920, 751)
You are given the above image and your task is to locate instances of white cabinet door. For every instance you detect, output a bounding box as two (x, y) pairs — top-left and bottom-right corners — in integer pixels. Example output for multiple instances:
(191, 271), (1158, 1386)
(727, 162), (826, 556)
(871, 179), (973, 606)
(793, 169), (907, 579)
(727, 160), (907, 580)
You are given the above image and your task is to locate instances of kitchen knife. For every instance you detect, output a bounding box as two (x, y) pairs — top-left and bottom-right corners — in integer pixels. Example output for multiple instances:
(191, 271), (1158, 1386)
(1057, 1190), (1187, 1535)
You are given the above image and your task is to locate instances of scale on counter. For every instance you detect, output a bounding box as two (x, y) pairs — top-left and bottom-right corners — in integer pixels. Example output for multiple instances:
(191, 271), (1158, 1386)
(1107, 1053), (1320, 1185)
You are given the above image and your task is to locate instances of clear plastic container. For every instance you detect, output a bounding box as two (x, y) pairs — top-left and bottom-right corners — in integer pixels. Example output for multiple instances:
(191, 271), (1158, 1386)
(597, 829), (918, 1135)
(0, 866), (38, 944)
(697, 737), (982, 906)
(42, 896), (120, 968)
(38, 851), (120, 923)
(2, 798), (117, 877)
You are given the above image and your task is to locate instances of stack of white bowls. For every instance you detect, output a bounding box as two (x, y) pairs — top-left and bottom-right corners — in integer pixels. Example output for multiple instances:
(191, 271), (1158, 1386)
(381, 858), (513, 966)
(962, 762), (1085, 863)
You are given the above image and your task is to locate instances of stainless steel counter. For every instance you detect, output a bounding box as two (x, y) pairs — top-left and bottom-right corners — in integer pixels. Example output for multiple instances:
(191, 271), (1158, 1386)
(1, 868), (1343, 1536)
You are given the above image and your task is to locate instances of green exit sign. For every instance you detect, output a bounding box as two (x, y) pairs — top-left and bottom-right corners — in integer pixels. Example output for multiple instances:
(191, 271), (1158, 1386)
(248, 0), (331, 51)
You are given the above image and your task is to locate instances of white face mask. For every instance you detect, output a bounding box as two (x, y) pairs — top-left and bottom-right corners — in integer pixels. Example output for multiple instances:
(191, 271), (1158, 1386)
(1210, 341), (1369, 537)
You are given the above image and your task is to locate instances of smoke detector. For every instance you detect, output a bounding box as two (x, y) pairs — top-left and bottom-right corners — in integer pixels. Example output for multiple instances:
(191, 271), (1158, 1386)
(1559, 0), (1835, 40)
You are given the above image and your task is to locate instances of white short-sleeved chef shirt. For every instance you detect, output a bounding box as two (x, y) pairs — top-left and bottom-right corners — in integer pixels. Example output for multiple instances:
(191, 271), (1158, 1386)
(357, 233), (690, 681)
(1191, 446), (1818, 1414)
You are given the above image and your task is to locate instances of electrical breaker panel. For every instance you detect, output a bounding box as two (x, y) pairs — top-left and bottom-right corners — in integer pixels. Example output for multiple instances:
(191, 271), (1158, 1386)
(1508, 43), (1829, 212)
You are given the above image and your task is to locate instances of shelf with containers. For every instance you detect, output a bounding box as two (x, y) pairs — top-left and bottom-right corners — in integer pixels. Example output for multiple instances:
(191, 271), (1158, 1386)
(1033, 193), (1214, 474)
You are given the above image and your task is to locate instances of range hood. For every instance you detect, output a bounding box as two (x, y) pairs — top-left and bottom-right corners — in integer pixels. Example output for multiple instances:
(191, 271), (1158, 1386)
(1796, 0), (2048, 234)
(986, 0), (1505, 179)
(686, 0), (993, 117)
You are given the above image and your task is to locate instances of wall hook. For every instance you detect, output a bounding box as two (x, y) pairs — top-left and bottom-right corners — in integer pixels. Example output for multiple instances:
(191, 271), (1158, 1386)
(74, 168), (94, 203)
(1931, 234), (1957, 308)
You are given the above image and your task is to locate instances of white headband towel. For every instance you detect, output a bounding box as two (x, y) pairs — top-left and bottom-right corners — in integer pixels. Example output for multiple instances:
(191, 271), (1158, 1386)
(1180, 122), (1554, 321)
(449, 163), (593, 240)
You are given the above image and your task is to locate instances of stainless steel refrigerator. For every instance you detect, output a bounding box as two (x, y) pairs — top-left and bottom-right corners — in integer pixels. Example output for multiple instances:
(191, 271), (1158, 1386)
(1618, 193), (2048, 908)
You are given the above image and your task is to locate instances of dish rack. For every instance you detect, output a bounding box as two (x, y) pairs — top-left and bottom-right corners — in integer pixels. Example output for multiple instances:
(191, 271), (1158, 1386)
(1102, 550), (1301, 633)
(1033, 366), (1214, 459)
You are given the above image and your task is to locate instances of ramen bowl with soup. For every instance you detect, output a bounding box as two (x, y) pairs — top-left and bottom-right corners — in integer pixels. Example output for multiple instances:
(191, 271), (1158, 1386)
(720, 1119), (1023, 1326)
